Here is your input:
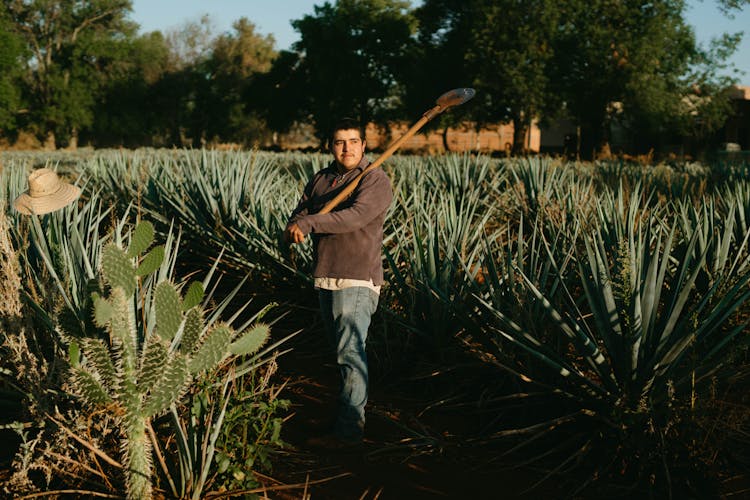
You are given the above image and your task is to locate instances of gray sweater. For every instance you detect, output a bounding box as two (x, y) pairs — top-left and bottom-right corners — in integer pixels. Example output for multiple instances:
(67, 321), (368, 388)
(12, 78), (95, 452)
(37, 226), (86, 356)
(287, 158), (393, 285)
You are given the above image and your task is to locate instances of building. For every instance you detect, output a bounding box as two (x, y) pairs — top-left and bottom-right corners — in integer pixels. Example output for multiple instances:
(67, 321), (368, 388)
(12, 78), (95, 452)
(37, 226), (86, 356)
(720, 85), (750, 151)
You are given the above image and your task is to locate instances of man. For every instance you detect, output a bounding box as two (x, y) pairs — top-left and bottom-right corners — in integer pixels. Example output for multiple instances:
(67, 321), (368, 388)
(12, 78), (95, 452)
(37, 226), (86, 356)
(284, 118), (393, 446)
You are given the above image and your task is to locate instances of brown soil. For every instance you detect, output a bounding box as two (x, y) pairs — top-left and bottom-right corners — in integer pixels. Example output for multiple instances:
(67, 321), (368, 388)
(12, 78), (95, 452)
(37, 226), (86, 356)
(253, 315), (566, 500)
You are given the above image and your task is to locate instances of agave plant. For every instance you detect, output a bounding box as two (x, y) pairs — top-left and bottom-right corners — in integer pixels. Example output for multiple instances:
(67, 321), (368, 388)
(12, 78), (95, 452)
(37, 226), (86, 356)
(468, 208), (750, 493)
(507, 157), (568, 218)
(719, 180), (750, 235)
(383, 156), (498, 355)
(68, 221), (270, 500)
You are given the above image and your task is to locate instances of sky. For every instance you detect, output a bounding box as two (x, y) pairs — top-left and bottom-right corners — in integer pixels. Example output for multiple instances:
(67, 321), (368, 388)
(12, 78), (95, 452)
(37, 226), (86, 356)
(130, 0), (750, 84)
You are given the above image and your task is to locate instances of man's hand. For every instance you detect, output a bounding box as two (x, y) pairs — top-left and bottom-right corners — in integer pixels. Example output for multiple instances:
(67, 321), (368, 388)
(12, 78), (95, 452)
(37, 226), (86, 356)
(284, 223), (306, 244)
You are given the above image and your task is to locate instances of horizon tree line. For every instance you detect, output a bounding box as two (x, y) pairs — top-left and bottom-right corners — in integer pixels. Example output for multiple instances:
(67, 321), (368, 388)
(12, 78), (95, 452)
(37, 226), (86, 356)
(0, 0), (747, 158)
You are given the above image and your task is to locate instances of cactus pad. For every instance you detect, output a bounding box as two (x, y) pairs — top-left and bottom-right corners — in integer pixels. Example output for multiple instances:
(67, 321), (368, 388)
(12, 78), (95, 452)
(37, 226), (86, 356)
(142, 354), (189, 417)
(73, 368), (113, 406)
(188, 324), (232, 375)
(155, 281), (182, 340)
(136, 245), (165, 277)
(138, 334), (169, 390)
(102, 244), (136, 295)
(127, 221), (155, 258)
(229, 324), (269, 357)
(182, 281), (204, 311)
(80, 337), (118, 388)
(93, 294), (115, 327)
(180, 307), (204, 354)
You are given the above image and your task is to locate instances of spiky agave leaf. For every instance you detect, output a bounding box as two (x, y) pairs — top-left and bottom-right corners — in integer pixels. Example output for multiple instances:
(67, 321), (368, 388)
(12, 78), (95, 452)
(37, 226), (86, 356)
(229, 323), (269, 356)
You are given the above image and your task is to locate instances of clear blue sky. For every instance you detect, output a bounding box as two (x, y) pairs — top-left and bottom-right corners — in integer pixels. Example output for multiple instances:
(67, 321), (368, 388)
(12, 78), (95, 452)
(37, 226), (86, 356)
(130, 0), (750, 84)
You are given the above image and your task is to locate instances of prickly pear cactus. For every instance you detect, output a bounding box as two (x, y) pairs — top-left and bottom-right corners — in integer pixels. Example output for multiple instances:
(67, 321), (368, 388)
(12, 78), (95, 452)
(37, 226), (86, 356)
(69, 221), (270, 500)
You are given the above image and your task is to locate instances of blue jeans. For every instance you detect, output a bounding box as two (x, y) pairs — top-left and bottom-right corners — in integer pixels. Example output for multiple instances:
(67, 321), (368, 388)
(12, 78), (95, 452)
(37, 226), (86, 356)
(318, 287), (379, 441)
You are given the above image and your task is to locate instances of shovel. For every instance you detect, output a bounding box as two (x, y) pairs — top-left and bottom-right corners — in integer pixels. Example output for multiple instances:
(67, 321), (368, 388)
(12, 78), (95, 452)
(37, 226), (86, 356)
(318, 88), (476, 214)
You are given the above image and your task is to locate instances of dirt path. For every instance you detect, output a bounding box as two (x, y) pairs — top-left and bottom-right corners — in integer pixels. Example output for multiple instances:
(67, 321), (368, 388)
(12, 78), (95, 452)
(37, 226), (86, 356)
(262, 318), (559, 500)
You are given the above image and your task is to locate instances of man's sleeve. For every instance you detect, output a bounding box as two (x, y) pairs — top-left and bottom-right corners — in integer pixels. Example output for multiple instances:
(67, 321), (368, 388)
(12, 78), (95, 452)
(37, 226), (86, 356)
(295, 170), (392, 235)
(286, 175), (317, 226)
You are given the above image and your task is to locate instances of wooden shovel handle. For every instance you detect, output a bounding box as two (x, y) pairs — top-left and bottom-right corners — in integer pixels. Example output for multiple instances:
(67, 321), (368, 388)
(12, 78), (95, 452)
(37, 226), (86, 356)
(317, 88), (474, 215)
(317, 108), (437, 214)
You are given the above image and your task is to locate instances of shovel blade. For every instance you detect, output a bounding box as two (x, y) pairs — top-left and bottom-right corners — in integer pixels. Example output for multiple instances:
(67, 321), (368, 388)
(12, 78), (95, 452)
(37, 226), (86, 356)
(436, 88), (476, 109)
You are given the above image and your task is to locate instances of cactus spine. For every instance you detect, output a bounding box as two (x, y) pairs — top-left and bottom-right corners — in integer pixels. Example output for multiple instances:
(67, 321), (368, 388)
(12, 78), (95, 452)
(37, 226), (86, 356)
(70, 222), (269, 500)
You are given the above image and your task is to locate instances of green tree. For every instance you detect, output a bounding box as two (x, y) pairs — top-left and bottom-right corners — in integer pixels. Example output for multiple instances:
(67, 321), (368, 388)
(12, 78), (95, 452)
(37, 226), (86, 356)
(251, 49), (307, 142)
(628, 32), (740, 155)
(415, 0), (743, 157)
(407, 0), (478, 150)
(467, 0), (562, 154)
(157, 15), (215, 147)
(550, 0), (739, 158)
(6, 0), (135, 148)
(198, 18), (277, 146)
(0, 9), (25, 135)
(266, 0), (416, 145)
(90, 31), (172, 147)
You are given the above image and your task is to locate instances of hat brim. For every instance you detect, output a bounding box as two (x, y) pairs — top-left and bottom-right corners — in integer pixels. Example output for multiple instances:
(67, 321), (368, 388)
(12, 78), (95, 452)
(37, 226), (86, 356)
(13, 183), (81, 215)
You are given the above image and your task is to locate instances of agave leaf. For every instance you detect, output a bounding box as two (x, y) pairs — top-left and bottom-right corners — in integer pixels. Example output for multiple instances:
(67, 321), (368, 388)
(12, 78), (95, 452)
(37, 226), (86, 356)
(579, 238), (622, 369)
(640, 227), (665, 351)
(477, 297), (591, 396)
(521, 273), (607, 370)
(656, 230), (705, 349)
(702, 320), (750, 363)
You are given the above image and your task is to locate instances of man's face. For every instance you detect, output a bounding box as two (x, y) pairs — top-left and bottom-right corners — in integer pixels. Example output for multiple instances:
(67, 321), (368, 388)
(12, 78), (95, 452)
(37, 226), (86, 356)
(331, 128), (366, 170)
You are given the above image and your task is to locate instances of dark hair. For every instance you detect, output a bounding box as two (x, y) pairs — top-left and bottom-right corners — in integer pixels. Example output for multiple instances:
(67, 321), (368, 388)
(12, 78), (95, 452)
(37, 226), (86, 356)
(328, 118), (365, 147)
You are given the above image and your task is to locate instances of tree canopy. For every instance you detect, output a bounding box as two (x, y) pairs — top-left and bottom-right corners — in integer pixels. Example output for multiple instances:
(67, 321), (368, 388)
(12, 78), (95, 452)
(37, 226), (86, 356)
(266, 0), (417, 145)
(6, 0), (136, 147)
(467, 0), (562, 153)
(0, 0), (746, 156)
(0, 9), (25, 134)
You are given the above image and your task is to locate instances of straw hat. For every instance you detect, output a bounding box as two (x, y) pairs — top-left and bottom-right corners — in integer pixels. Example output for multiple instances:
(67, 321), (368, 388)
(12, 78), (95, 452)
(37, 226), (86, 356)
(13, 168), (81, 215)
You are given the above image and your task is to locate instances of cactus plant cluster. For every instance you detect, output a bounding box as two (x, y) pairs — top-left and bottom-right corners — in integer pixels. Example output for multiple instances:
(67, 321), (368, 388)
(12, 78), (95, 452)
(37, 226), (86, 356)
(68, 221), (269, 500)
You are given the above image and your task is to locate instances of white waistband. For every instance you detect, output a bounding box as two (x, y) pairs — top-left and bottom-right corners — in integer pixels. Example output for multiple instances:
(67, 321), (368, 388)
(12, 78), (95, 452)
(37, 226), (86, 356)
(314, 277), (381, 295)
